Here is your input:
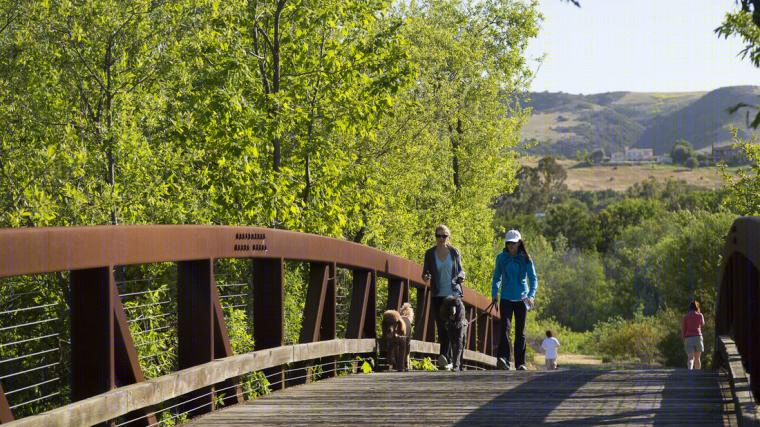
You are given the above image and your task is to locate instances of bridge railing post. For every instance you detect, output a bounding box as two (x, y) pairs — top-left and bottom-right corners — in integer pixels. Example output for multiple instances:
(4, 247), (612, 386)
(465, 305), (476, 352)
(291, 262), (337, 385)
(413, 286), (434, 343)
(346, 269), (376, 340)
(177, 259), (241, 415)
(252, 258), (285, 390)
(386, 278), (409, 311)
(70, 266), (157, 427)
(346, 269), (376, 373)
(70, 267), (114, 410)
(177, 260), (213, 416)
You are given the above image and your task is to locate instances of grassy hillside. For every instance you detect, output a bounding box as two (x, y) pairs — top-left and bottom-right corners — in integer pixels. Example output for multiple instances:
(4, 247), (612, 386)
(518, 88), (760, 158)
(521, 157), (726, 192)
(564, 163), (725, 192)
(633, 86), (760, 154)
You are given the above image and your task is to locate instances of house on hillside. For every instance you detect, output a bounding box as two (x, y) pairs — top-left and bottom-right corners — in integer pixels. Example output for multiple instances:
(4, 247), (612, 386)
(622, 147), (655, 162)
(656, 153), (671, 164)
(611, 152), (625, 163)
(711, 145), (745, 164)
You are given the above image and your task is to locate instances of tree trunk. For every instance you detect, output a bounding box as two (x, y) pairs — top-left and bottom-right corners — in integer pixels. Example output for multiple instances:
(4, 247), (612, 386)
(271, 1), (285, 173)
(451, 118), (462, 190)
(105, 36), (117, 224)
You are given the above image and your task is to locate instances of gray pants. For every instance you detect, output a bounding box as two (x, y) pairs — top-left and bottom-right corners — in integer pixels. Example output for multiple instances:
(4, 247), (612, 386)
(545, 358), (557, 370)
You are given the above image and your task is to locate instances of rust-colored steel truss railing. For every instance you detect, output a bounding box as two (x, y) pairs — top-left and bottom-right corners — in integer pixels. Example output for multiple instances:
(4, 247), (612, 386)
(0, 225), (500, 426)
(715, 217), (760, 413)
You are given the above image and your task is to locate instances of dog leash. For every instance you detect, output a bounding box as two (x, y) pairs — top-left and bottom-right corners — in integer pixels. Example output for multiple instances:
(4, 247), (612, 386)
(478, 300), (496, 319)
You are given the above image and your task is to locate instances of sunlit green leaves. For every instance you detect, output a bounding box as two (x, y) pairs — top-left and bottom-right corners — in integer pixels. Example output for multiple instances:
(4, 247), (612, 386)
(367, 0), (540, 293)
(0, 0), (540, 296)
(721, 137), (760, 215)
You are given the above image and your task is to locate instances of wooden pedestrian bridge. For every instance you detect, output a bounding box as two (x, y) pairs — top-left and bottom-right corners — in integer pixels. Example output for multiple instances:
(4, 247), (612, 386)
(0, 219), (759, 426)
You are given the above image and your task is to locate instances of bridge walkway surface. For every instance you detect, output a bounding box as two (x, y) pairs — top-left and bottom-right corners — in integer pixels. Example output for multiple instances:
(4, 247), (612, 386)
(185, 368), (737, 427)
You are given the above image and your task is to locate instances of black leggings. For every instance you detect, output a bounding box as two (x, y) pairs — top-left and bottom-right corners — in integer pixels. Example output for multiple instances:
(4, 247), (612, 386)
(431, 297), (449, 358)
(497, 300), (527, 367)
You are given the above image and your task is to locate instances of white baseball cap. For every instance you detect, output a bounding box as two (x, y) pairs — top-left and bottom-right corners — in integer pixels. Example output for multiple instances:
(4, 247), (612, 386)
(505, 229), (522, 243)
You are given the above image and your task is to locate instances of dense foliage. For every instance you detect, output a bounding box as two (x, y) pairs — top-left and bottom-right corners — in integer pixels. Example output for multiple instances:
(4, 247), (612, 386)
(495, 155), (743, 367)
(0, 0), (540, 292)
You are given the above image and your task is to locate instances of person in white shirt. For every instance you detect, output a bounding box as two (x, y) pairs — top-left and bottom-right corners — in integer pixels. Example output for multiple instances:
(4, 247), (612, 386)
(541, 330), (560, 370)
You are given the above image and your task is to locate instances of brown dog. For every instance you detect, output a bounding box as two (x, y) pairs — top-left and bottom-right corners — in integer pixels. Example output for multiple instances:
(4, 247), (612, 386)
(382, 302), (414, 371)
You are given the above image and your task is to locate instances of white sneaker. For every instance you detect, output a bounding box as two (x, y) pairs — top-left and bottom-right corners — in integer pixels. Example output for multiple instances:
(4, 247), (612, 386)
(444, 363), (453, 371)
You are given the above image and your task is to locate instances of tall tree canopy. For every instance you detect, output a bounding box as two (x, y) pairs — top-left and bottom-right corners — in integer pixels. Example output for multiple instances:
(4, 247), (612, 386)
(0, 0), (540, 293)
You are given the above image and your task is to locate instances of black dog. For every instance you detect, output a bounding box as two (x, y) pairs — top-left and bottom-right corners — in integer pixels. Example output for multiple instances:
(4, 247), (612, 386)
(441, 295), (468, 371)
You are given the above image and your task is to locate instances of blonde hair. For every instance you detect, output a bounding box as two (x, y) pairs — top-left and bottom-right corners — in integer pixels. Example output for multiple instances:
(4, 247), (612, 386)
(435, 224), (451, 237)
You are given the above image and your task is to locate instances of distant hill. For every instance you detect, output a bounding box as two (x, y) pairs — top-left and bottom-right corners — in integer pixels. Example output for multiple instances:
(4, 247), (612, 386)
(633, 86), (760, 154)
(519, 86), (760, 157)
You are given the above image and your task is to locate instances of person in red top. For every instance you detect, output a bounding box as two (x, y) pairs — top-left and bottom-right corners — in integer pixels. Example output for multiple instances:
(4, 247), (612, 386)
(681, 300), (705, 370)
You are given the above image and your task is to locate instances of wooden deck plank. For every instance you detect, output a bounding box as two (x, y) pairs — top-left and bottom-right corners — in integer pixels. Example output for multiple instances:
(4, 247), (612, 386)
(186, 369), (738, 426)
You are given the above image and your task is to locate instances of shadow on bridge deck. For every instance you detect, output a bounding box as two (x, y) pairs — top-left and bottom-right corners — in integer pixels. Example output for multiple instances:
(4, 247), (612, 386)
(185, 368), (736, 427)
(455, 369), (733, 426)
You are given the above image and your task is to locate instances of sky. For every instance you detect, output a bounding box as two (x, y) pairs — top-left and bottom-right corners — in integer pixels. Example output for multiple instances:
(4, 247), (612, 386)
(525, 0), (760, 94)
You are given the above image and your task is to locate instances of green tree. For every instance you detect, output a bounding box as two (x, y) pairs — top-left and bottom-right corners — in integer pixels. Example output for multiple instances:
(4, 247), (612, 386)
(367, 0), (541, 293)
(0, 0), (543, 379)
(239, 0), (413, 233)
(604, 210), (734, 318)
(717, 1), (760, 67)
(496, 156), (568, 223)
(537, 156), (568, 194)
(670, 139), (693, 165)
(536, 238), (613, 331)
(721, 139), (760, 215)
(0, 0), (216, 227)
(544, 199), (600, 251)
(648, 210), (735, 314)
(716, 2), (760, 127)
(597, 198), (662, 253)
(590, 149), (604, 165)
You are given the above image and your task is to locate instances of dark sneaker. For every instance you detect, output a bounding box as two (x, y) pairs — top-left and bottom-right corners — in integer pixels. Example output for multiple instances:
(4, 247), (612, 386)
(497, 358), (510, 370)
(517, 365), (527, 371)
(437, 354), (448, 369)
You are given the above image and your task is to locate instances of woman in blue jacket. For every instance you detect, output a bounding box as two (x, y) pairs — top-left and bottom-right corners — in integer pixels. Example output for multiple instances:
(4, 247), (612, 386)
(491, 229), (537, 370)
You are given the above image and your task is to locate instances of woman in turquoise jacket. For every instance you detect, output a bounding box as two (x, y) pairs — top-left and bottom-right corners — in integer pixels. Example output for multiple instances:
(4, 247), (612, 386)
(491, 229), (537, 370)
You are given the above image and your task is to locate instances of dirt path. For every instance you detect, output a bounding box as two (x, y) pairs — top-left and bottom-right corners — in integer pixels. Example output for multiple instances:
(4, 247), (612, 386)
(531, 353), (603, 370)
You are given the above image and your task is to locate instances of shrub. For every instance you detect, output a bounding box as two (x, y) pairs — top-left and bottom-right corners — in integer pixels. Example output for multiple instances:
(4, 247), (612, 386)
(591, 310), (664, 365)
(242, 371), (271, 399)
(685, 156), (698, 169)
(671, 139), (694, 165)
(411, 356), (437, 371)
